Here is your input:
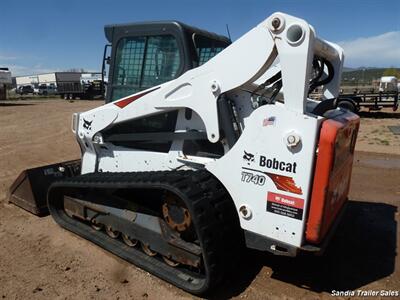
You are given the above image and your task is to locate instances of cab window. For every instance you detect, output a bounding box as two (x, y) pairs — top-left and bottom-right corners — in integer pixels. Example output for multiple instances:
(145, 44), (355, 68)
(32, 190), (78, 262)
(193, 34), (228, 66)
(111, 35), (181, 101)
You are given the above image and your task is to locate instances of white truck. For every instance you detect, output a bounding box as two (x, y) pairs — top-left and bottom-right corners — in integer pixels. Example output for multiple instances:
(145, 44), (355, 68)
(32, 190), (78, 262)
(379, 76), (398, 92)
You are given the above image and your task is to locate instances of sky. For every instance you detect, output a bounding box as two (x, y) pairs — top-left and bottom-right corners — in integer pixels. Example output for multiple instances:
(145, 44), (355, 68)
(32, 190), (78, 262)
(1, 0), (399, 76)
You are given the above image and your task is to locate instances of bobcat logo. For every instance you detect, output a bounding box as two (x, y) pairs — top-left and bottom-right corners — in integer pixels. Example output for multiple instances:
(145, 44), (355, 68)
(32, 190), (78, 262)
(83, 119), (93, 130)
(243, 150), (255, 165)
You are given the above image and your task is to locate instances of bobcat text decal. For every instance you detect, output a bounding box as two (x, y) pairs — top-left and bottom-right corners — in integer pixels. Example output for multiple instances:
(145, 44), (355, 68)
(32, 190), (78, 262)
(241, 151), (301, 194)
(259, 156), (297, 173)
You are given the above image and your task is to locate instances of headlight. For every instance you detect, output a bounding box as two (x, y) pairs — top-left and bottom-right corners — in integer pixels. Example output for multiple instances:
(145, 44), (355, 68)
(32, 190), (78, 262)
(72, 113), (79, 133)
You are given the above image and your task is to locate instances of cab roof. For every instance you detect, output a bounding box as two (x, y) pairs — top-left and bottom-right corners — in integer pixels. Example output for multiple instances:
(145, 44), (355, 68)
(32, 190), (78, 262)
(104, 20), (231, 44)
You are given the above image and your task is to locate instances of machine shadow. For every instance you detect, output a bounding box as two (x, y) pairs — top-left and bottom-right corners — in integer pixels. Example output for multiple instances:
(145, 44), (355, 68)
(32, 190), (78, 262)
(358, 111), (399, 119)
(211, 200), (397, 298)
(0, 103), (35, 107)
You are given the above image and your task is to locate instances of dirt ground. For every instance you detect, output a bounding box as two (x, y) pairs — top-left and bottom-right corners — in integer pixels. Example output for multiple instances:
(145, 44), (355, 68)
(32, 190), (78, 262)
(0, 99), (399, 299)
(356, 109), (400, 155)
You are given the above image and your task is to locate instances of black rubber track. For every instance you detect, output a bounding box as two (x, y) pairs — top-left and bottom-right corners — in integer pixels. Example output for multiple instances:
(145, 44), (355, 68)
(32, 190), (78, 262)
(47, 170), (242, 295)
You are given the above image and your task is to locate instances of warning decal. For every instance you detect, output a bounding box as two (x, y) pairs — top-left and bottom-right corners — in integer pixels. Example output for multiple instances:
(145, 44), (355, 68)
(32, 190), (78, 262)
(266, 192), (304, 220)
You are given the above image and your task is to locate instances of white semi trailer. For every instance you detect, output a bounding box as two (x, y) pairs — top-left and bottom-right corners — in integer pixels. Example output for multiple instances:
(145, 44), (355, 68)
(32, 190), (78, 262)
(15, 75), (39, 87)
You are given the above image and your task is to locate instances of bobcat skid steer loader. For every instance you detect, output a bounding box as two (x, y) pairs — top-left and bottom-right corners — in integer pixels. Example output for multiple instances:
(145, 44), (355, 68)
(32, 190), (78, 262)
(9, 12), (359, 295)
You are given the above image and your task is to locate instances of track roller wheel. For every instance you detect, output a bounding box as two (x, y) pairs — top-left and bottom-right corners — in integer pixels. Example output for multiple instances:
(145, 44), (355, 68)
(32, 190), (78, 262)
(47, 169), (244, 295)
(141, 242), (157, 257)
(122, 234), (138, 247)
(91, 219), (103, 231)
(105, 225), (120, 238)
(163, 256), (180, 267)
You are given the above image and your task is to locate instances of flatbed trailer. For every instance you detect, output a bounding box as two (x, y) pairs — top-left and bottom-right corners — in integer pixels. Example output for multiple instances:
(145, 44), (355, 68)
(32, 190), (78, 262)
(58, 79), (103, 100)
(338, 90), (399, 112)
(56, 72), (103, 100)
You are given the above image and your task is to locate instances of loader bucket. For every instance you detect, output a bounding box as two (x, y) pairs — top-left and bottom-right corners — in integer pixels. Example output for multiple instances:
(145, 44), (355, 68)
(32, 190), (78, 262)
(8, 160), (81, 216)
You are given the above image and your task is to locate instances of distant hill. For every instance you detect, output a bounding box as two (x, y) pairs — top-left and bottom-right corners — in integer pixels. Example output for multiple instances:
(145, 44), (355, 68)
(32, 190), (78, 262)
(341, 68), (400, 85)
(342, 67), (356, 72)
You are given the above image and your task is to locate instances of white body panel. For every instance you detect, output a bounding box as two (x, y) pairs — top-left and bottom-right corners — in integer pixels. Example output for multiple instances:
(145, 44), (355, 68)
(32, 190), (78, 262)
(207, 103), (322, 246)
(73, 12), (345, 248)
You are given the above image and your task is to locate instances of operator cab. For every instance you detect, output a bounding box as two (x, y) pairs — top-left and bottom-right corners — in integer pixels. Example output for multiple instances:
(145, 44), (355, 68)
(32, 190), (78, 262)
(103, 21), (231, 103)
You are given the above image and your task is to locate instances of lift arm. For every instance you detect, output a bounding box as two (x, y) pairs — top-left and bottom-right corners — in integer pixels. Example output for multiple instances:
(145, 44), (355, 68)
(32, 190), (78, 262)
(75, 12), (344, 172)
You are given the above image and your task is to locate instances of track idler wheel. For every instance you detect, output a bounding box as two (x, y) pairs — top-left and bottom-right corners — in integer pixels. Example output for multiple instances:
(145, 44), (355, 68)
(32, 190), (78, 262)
(162, 193), (192, 233)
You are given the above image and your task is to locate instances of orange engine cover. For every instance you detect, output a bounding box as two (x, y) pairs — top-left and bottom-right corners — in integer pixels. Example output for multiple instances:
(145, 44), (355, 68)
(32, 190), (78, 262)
(306, 111), (360, 244)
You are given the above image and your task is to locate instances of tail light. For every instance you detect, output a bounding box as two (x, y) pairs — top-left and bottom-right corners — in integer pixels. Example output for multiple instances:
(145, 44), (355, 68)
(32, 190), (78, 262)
(306, 111), (360, 244)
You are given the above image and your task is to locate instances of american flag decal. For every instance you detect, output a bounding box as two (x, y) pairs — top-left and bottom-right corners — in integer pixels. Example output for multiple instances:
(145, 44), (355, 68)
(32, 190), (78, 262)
(263, 116), (276, 127)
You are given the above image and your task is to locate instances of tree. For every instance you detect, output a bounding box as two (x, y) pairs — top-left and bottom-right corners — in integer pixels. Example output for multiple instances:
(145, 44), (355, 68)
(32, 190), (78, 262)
(383, 68), (400, 78)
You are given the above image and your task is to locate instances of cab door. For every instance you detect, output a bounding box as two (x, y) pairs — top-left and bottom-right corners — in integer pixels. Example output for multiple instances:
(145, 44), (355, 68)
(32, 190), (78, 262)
(105, 24), (190, 103)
